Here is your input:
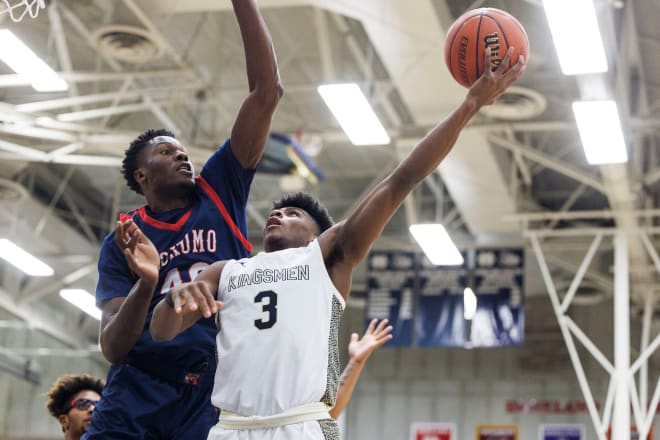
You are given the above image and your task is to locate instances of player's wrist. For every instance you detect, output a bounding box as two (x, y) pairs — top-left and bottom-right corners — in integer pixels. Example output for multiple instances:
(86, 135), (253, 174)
(349, 356), (367, 366)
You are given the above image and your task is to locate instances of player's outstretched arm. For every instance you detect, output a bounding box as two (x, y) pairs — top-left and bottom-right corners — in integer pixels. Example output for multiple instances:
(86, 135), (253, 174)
(329, 319), (393, 419)
(229, 0), (283, 169)
(150, 262), (225, 342)
(321, 48), (525, 298)
(100, 220), (160, 364)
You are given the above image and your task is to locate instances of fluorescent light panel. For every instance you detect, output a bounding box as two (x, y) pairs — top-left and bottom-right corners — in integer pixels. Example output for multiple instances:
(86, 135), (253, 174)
(409, 224), (464, 266)
(318, 83), (390, 146)
(0, 238), (53, 276)
(0, 29), (68, 92)
(573, 100), (627, 164)
(463, 287), (477, 320)
(59, 289), (101, 321)
(542, 0), (608, 75)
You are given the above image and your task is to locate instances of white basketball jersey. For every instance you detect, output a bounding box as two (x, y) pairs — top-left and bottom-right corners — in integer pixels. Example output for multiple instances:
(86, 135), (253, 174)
(211, 239), (345, 416)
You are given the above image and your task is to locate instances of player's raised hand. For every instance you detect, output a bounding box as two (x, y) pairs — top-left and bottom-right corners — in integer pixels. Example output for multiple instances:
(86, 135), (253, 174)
(468, 46), (526, 106)
(166, 281), (222, 319)
(114, 219), (159, 284)
(348, 319), (393, 364)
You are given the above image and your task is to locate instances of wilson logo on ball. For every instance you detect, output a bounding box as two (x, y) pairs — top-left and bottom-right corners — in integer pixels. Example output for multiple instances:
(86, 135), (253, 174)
(484, 32), (502, 70)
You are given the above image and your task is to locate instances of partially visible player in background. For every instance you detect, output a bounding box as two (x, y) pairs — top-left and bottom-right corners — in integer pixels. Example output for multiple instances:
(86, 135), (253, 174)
(45, 374), (104, 440)
(88, 0), (283, 438)
(331, 318), (393, 419)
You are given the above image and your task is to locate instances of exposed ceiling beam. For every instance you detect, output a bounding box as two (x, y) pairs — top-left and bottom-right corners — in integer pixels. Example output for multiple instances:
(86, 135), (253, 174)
(0, 289), (91, 349)
(488, 135), (606, 194)
(16, 84), (198, 113)
(0, 69), (190, 88)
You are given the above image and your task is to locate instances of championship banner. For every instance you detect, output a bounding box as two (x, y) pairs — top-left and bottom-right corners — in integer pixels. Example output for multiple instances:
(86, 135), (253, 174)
(476, 424), (519, 440)
(410, 422), (456, 440)
(416, 253), (468, 346)
(365, 250), (416, 346)
(470, 248), (524, 347)
(539, 424), (585, 440)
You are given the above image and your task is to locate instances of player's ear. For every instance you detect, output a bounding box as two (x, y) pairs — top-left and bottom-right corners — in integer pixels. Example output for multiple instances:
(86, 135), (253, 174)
(58, 414), (68, 432)
(134, 168), (146, 185)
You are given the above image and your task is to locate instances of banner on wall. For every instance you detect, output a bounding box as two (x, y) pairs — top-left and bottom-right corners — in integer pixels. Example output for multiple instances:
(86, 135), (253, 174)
(410, 422), (456, 440)
(365, 250), (416, 346)
(416, 253), (468, 347)
(475, 424), (519, 440)
(471, 248), (524, 347)
(365, 248), (525, 347)
(539, 424), (585, 440)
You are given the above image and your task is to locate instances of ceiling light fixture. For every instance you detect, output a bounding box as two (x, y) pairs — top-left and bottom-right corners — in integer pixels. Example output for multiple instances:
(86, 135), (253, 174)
(0, 29), (68, 92)
(318, 83), (390, 146)
(59, 289), (102, 321)
(542, 0), (608, 75)
(409, 224), (464, 266)
(0, 238), (53, 276)
(573, 100), (627, 164)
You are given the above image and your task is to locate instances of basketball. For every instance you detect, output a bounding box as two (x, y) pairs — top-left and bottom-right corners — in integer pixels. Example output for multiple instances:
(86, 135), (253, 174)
(444, 8), (529, 88)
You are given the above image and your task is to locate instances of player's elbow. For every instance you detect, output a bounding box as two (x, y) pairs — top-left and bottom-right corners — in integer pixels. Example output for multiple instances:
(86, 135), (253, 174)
(99, 338), (127, 365)
(254, 76), (283, 112)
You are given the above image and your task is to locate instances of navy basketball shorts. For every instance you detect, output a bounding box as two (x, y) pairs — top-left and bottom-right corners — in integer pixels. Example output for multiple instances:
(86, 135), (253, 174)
(82, 363), (217, 440)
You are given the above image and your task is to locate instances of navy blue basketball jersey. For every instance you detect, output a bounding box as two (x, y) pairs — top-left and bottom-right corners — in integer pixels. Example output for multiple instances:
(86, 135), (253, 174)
(96, 140), (254, 367)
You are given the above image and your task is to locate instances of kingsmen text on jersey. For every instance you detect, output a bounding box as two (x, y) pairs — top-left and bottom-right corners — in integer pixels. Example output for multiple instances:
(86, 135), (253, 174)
(212, 239), (345, 417)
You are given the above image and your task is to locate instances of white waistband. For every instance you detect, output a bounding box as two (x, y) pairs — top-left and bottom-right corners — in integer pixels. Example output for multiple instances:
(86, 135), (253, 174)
(217, 402), (332, 429)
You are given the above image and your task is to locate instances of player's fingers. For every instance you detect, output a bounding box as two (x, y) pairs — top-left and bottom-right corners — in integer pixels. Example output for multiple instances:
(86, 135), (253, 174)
(483, 47), (493, 74)
(374, 319), (389, 334)
(198, 284), (218, 314)
(496, 46), (514, 74)
(193, 287), (216, 318)
(183, 290), (199, 313)
(505, 55), (526, 82)
(378, 325), (394, 338)
(172, 292), (185, 314)
(114, 221), (128, 247)
(215, 301), (224, 310)
(373, 333), (393, 348)
(365, 318), (377, 335)
(350, 333), (359, 344)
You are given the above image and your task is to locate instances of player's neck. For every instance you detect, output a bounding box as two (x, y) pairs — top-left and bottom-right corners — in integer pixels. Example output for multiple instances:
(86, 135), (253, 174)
(145, 194), (190, 213)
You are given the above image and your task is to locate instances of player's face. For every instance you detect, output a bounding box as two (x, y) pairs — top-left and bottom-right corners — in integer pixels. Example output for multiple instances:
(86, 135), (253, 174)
(59, 390), (100, 438)
(137, 137), (195, 196)
(263, 206), (319, 252)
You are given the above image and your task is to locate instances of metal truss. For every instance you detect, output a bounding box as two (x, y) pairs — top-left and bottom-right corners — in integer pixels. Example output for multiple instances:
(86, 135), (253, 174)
(530, 229), (659, 440)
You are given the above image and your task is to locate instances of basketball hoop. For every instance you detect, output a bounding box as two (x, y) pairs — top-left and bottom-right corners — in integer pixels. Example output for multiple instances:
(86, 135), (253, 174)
(1, 0), (45, 22)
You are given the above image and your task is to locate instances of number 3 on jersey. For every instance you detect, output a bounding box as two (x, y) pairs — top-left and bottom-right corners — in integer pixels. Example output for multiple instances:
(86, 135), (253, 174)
(254, 290), (277, 329)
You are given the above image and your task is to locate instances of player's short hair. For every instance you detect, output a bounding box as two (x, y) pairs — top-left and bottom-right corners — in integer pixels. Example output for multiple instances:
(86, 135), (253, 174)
(45, 374), (105, 418)
(122, 128), (176, 194)
(273, 192), (334, 234)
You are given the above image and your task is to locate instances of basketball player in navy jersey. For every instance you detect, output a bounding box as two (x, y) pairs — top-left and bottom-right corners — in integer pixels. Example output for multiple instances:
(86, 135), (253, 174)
(87, 1), (282, 439)
(140, 48), (525, 439)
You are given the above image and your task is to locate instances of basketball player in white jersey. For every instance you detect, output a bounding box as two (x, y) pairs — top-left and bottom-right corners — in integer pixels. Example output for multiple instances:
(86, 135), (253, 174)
(126, 47), (525, 439)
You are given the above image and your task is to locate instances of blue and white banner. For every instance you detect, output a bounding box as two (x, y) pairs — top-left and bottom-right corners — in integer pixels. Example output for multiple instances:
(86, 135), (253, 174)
(365, 251), (415, 346)
(470, 248), (525, 347)
(416, 254), (468, 347)
(365, 248), (525, 347)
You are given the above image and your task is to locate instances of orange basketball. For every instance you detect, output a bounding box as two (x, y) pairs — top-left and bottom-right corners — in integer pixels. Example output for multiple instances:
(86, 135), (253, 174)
(444, 8), (529, 88)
